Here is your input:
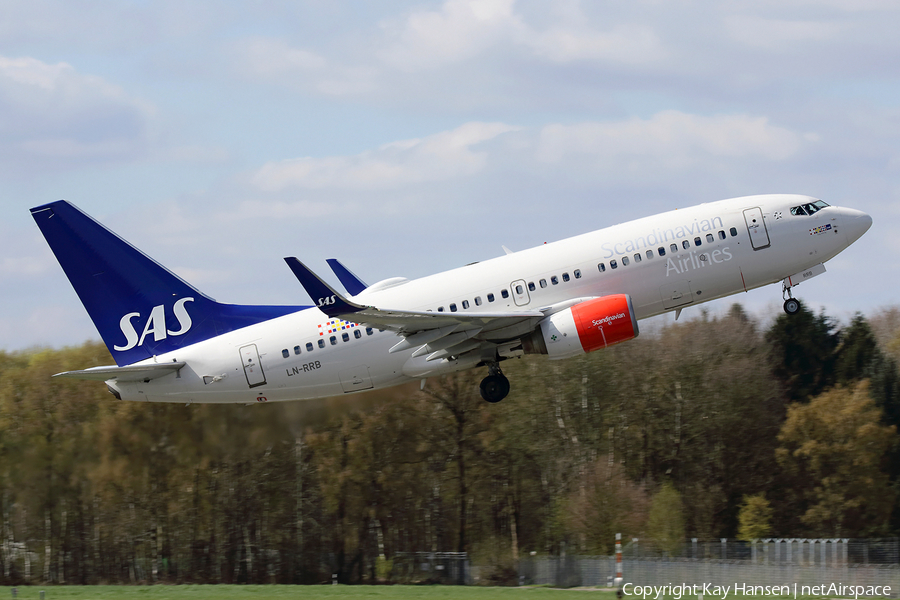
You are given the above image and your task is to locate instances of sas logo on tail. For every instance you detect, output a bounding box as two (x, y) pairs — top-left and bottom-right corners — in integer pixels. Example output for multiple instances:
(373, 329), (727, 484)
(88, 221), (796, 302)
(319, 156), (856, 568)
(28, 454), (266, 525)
(114, 297), (194, 351)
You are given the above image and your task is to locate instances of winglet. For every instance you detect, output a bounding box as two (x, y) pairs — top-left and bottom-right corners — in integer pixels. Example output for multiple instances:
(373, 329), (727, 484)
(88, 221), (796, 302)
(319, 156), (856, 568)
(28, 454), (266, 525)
(326, 258), (369, 296)
(284, 258), (366, 318)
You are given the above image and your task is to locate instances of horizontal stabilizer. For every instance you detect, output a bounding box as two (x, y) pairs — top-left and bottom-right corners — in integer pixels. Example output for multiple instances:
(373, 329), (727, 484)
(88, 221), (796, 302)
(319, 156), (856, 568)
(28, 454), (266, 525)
(326, 258), (368, 296)
(54, 361), (186, 382)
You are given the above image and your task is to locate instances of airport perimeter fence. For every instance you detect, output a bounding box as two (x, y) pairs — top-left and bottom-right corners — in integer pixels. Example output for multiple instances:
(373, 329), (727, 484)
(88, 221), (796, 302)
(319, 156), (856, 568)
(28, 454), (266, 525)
(392, 552), (471, 585)
(518, 539), (900, 593)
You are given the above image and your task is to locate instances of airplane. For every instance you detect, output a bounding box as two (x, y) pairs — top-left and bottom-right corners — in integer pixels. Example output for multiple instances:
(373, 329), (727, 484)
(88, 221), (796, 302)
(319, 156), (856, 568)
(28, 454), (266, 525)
(30, 194), (871, 404)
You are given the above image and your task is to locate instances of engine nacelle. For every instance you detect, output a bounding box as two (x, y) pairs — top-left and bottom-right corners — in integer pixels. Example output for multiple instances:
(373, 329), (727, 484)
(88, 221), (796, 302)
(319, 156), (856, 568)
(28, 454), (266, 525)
(524, 294), (639, 360)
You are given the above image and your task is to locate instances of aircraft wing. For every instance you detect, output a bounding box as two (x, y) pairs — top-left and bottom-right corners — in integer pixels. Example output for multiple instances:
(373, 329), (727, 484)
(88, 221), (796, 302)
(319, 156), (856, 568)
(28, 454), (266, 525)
(284, 258), (545, 349)
(53, 361), (186, 382)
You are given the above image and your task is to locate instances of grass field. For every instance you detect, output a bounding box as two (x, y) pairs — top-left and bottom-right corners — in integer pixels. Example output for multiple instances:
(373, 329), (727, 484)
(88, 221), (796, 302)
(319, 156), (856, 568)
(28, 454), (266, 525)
(0, 587), (824, 600)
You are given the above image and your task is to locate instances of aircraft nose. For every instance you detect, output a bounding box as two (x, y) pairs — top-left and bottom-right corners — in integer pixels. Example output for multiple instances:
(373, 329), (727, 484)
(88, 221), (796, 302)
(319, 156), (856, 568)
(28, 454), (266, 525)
(841, 207), (872, 244)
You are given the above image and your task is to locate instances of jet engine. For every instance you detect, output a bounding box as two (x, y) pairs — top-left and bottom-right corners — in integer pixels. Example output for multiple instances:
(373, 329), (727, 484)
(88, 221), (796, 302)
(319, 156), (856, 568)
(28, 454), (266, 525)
(523, 294), (639, 360)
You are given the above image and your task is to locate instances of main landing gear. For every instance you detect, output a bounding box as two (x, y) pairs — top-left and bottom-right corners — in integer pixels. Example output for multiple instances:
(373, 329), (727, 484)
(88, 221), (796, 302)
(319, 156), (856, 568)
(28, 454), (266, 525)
(480, 364), (510, 403)
(782, 283), (801, 315)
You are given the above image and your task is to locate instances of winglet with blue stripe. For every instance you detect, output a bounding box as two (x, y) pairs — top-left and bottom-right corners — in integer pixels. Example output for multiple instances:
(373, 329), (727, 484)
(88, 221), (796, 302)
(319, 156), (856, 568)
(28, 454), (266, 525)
(284, 258), (366, 318)
(325, 258), (368, 296)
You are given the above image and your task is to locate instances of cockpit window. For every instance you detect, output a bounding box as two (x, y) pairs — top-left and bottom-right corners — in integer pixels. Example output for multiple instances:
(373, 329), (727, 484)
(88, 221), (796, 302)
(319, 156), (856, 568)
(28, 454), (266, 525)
(805, 200), (829, 214)
(791, 200), (830, 216)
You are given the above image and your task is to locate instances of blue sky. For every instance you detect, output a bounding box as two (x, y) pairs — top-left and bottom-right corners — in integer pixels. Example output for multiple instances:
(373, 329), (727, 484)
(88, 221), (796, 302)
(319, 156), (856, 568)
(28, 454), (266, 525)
(3, 0), (899, 350)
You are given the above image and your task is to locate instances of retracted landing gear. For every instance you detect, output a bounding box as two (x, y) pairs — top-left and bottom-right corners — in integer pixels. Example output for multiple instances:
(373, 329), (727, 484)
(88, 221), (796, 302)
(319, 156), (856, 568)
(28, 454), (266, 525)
(782, 282), (801, 315)
(480, 364), (510, 403)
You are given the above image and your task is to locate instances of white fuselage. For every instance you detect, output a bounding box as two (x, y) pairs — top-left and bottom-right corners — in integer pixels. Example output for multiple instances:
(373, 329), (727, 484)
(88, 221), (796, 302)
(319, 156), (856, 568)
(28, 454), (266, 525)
(111, 194), (870, 403)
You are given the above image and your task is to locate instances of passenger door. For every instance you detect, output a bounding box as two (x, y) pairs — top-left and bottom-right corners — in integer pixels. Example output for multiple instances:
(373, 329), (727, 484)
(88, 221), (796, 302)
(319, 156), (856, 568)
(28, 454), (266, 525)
(240, 344), (267, 388)
(743, 207), (771, 250)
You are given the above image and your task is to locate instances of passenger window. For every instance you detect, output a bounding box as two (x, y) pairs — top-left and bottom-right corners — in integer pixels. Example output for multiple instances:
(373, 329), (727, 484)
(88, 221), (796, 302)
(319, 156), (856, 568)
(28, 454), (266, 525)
(610, 260), (618, 269)
(658, 246), (666, 257)
(574, 269), (582, 279)
(622, 256), (630, 266)
(598, 263), (606, 273)
(354, 329), (362, 339)
(306, 342), (314, 352)
(682, 240), (690, 250)
(450, 303), (458, 312)
(294, 345), (301, 355)
(706, 233), (714, 243)
(318, 339), (325, 349)
(670, 243), (678, 253)
(634, 253), (642, 263)
(341, 332), (349, 342)
(502, 289), (510, 299)
(730, 227), (738, 237)
(366, 327), (374, 336)
(515, 285), (523, 294)
(694, 237), (702, 247)
(528, 282), (535, 292)
(488, 293), (495, 302)
(330, 336), (337, 346)
(562, 272), (570, 282)
(462, 300), (469, 309)
(718, 230), (726, 240)
(438, 306), (444, 312)
(475, 296), (482, 306)
(646, 250), (653, 259)
(551, 276), (558, 285)
(539, 279), (547, 288)
(282, 349), (289, 358)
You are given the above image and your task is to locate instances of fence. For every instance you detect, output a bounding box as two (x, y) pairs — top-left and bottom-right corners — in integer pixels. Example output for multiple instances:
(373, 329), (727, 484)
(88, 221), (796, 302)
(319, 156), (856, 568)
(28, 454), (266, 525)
(392, 552), (471, 584)
(519, 539), (900, 594)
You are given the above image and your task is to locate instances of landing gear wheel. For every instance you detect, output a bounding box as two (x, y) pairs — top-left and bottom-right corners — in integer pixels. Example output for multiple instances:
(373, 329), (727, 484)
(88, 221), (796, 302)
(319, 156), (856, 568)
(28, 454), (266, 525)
(480, 374), (510, 403)
(783, 298), (801, 315)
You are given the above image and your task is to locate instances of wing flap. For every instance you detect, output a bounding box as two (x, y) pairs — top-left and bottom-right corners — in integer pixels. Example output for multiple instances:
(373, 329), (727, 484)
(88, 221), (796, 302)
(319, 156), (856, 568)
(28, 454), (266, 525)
(53, 362), (186, 382)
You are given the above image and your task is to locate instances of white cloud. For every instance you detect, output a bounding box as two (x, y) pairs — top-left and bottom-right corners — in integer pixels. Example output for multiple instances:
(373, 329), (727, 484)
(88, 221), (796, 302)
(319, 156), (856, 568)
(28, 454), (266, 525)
(724, 15), (843, 49)
(378, 0), (523, 70)
(251, 121), (521, 191)
(379, 0), (668, 70)
(529, 23), (665, 64)
(235, 0), (668, 101)
(536, 111), (807, 167)
(234, 37), (378, 96)
(0, 55), (154, 168)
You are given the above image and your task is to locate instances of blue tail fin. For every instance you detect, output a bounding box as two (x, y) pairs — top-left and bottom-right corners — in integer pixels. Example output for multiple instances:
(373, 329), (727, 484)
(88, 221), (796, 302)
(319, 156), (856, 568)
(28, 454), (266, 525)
(31, 201), (307, 366)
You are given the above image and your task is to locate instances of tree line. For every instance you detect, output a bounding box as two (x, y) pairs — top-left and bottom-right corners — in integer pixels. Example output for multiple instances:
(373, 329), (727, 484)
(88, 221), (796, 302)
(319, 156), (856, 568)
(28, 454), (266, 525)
(0, 303), (898, 584)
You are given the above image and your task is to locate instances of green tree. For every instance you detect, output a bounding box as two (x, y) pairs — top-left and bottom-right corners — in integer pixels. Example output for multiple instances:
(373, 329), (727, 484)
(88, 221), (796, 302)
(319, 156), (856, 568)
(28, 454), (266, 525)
(737, 494), (773, 540)
(776, 380), (896, 536)
(646, 483), (685, 555)
(766, 304), (839, 402)
(834, 314), (882, 386)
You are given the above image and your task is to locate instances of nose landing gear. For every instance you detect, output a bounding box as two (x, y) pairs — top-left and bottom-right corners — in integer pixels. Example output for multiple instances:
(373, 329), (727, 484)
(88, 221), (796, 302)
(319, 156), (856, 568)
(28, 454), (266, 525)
(480, 364), (510, 403)
(783, 283), (801, 315)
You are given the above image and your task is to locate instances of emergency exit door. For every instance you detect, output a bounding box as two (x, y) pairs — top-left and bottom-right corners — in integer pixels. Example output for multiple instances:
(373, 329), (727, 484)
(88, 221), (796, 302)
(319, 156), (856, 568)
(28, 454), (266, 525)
(510, 279), (530, 306)
(240, 344), (267, 388)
